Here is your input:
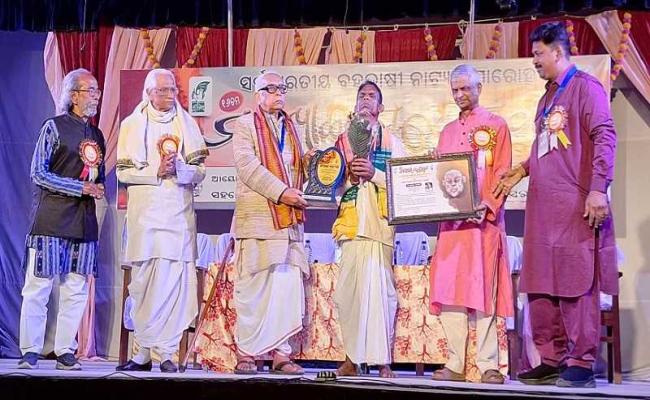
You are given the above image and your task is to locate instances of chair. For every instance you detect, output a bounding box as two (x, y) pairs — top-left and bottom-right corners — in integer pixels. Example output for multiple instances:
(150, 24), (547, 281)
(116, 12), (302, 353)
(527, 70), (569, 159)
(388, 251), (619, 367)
(600, 272), (623, 384)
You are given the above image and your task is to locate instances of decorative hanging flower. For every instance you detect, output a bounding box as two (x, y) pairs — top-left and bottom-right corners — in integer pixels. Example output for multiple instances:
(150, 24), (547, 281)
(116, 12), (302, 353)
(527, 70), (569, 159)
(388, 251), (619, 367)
(423, 26), (438, 61)
(485, 23), (502, 59)
(182, 27), (210, 68)
(293, 29), (307, 65)
(564, 20), (579, 56)
(141, 29), (161, 69)
(611, 12), (632, 82)
(353, 30), (367, 63)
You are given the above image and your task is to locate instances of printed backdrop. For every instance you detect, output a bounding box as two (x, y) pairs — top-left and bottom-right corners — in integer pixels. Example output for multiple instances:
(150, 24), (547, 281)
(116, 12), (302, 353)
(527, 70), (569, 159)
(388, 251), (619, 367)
(119, 55), (610, 209)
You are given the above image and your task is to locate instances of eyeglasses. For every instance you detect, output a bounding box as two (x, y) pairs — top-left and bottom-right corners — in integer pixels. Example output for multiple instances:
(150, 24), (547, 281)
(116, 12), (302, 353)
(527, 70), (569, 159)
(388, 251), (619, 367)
(260, 84), (288, 95)
(152, 87), (179, 96)
(74, 88), (102, 97)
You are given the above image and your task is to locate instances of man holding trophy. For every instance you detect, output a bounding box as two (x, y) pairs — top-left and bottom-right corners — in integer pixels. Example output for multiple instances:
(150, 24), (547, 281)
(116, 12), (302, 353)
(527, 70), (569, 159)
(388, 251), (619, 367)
(331, 81), (407, 378)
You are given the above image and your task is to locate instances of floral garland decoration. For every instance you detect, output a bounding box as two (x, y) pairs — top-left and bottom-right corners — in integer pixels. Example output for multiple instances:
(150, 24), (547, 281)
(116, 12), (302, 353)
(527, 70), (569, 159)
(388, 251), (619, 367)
(485, 23), (503, 59)
(611, 12), (632, 82)
(423, 26), (438, 61)
(293, 29), (307, 65)
(141, 29), (161, 69)
(564, 20), (579, 55)
(183, 27), (210, 68)
(353, 29), (367, 63)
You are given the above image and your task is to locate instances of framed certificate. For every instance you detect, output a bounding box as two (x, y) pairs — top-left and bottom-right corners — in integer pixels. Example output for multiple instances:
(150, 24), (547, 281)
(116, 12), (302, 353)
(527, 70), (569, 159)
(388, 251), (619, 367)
(386, 152), (480, 225)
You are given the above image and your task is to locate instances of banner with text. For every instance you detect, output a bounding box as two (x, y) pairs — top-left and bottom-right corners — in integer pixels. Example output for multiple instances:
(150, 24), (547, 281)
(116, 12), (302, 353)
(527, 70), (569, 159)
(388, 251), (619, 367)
(119, 55), (610, 209)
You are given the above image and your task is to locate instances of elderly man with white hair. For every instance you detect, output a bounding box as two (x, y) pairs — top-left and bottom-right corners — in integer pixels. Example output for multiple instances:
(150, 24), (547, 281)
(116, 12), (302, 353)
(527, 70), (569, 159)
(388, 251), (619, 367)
(116, 68), (208, 373)
(230, 70), (310, 375)
(18, 68), (105, 371)
(429, 64), (513, 384)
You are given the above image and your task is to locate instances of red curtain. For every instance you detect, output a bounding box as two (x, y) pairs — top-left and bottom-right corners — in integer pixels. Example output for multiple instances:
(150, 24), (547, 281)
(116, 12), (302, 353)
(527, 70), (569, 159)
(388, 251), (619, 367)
(375, 25), (459, 63)
(176, 27), (249, 67)
(518, 17), (605, 57)
(624, 11), (650, 69)
(55, 25), (114, 121)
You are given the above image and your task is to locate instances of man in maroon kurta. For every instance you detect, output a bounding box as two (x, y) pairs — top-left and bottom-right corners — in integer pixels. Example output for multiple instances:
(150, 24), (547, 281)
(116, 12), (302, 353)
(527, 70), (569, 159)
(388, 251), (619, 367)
(494, 22), (618, 388)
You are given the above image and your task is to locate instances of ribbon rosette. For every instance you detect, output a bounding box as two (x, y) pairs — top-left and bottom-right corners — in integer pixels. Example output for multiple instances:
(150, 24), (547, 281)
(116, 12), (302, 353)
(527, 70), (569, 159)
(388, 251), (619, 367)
(545, 106), (571, 149)
(78, 139), (103, 181)
(157, 134), (180, 156)
(469, 126), (497, 169)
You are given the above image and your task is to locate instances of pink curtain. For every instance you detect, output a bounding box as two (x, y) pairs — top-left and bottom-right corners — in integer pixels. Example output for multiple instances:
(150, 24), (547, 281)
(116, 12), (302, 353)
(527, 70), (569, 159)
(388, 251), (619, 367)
(587, 11), (650, 104)
(461, 22), (519, 59)
(326, 29), (376, 64)
(245, 28), (327, 66)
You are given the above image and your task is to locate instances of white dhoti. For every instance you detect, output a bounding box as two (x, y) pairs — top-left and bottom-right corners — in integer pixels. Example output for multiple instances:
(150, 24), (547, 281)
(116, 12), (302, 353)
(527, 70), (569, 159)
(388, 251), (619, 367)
(334, 239), (397, 365)
(234, 238), (306, 357)
(128, 258), (198, 355)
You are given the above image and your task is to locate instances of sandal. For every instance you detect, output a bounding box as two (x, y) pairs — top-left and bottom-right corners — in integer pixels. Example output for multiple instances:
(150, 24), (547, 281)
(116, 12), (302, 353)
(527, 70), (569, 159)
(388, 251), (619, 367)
(270, 360), (304, 375)
(234, 359), (258, 375)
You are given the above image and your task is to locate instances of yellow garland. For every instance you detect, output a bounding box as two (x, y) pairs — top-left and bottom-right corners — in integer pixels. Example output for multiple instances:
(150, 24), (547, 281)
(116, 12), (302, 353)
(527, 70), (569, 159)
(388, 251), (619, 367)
(293, 29), (307, 65)
(423, 26), (438, 61)
(611, 12), (632, 82)
(353, 30), (367, 63)
(485, 23), (503, 59)
(183, 27), (210, 68)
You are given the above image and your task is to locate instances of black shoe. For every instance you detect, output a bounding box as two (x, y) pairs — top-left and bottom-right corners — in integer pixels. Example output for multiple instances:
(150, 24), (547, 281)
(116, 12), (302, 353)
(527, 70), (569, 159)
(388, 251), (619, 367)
(556, 366), (596, 388)
(17, 352), (39, 369)
(116, 359), (153, 372)
(518, 363), (560, 385)
(160, 360), (178, 373)
(56, 353), (81, 370)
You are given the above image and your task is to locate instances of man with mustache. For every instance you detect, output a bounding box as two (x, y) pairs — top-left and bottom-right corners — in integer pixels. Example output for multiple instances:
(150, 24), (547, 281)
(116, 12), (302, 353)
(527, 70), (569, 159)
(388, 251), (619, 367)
(332, 81), (407, 378)
(116, 69), (208, 373)
(18, 69), (106, 371)
(429, 64), (513, 384)
(494, 22), (618, 388)
(230, 71), (309, 375)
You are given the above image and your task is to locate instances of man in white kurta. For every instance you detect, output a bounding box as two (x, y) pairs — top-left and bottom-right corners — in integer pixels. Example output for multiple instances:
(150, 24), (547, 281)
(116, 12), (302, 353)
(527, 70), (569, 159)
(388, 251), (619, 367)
(332, 81), (407, 378)
(231, 71), (309, 375)
(115, 69), (208, 373)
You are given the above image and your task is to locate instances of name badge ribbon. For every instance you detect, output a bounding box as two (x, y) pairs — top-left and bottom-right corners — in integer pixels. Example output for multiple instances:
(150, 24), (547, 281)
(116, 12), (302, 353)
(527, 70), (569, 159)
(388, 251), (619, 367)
(78, 139), (102, 181)
(469, 126), (497, 169)
(157, 134), (180, 157)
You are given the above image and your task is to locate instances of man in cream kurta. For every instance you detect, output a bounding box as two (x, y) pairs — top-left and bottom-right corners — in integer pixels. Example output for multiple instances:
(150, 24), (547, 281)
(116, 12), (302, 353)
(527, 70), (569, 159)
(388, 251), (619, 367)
(332, 81), (407, 378)
(116, 69), (208, 373)
(231, 71), (309, 375)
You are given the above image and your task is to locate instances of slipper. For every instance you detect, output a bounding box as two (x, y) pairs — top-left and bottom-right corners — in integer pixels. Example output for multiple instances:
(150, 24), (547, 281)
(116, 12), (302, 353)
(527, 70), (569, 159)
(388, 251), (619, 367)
(234, 359), (258, 375)
(270, 360), (304, 375)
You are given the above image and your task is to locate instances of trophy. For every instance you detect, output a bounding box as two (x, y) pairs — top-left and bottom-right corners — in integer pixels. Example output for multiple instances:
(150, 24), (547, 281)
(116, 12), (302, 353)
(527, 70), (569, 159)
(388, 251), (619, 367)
(346, 114), (373, 184)
(347, 114), (373, 159)
(303, 147), (345, 204)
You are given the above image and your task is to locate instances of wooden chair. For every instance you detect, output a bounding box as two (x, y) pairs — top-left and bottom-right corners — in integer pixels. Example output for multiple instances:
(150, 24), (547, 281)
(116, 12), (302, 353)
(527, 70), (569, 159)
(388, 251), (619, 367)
(600, 272), (623, 384)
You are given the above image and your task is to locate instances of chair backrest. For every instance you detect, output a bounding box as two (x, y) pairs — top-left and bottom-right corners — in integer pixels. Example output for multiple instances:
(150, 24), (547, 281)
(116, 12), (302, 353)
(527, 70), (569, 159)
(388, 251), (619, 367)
(506, 236), (523, 274)
(196, 233), (219, 271)
(304, 233), (336, 264)
(394, 231), (430, 265)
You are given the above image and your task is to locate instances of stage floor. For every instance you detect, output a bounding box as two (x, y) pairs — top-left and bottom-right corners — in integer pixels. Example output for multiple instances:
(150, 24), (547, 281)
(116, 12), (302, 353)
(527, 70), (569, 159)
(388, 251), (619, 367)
(0, 359), (648, 400)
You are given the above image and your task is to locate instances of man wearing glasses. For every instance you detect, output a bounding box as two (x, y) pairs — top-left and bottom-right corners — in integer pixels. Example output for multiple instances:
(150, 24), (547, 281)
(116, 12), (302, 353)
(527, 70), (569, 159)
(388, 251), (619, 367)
(116, 69), (208, 373)
(18, 69), (105, 371)
(230, 70), (309, 375)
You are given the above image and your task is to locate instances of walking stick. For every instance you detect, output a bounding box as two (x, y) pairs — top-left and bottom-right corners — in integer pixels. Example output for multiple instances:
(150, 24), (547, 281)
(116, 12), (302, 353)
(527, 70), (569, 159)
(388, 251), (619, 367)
(179, 237), (235, 372)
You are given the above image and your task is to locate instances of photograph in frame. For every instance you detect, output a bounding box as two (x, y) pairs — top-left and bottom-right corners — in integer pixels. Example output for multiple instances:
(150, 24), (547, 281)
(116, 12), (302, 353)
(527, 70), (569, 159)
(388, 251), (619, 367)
(386, 152), (480, 225)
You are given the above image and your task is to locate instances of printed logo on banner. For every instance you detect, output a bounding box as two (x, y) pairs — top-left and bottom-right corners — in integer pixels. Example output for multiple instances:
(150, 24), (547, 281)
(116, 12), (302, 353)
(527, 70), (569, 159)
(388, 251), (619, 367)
(189, 76), (213, 116)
